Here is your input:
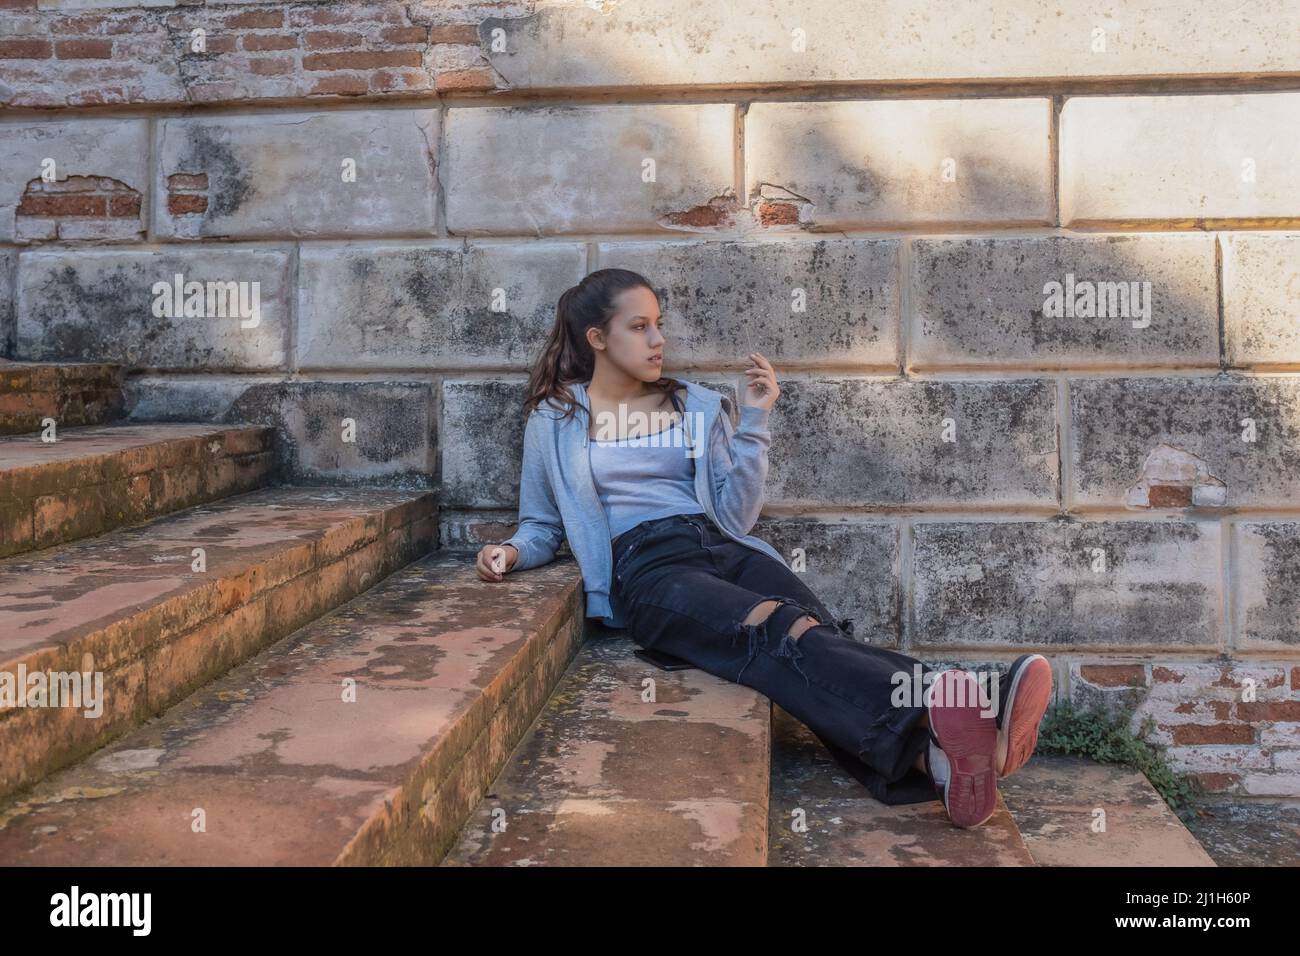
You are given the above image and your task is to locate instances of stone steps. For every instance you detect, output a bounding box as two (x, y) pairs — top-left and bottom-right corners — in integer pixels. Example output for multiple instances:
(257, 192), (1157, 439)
(998, 754), (1216, 866)
(0, 362), (124, 436)
(440, 637), (1217, 867)
(771, 707), (1216, 867)
(441, 634), (774, 868)
(443, 636), (773, 866)
(0, 486), (435, 799)
(0, 423), (275, 559)
(0, 554), (584, 866)
(768, 705), (1037, 866)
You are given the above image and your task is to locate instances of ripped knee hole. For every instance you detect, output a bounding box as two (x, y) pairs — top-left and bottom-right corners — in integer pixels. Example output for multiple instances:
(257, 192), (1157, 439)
(741, 599), (821, 641)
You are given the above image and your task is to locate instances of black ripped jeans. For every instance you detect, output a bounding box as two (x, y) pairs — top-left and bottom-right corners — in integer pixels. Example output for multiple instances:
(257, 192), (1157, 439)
(611, 512), (939, 806)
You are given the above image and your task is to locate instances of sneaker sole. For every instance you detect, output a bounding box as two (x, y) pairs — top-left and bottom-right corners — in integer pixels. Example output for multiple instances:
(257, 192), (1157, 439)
(927, 670), (999, 828)
(996, 654), (1053, 778)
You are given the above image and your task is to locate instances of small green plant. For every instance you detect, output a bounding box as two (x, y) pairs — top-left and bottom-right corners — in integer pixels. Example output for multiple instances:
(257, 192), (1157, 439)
(1037, 698), (1201, 829)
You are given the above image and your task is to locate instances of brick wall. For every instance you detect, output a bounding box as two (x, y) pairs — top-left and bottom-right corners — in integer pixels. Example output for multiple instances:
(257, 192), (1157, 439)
(3, 0), (1300, 797)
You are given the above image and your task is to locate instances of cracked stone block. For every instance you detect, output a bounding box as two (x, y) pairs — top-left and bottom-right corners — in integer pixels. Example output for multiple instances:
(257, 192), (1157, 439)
(440, 378), (528, 507)
(1070, 377), (1300, 509)
(222, 381), (436, 486)
(0, 120), (149, 243)
(911, 234), (1218, 368)
(1235, 523), (1300, 649)
(481, 0), (1300, 88)
(750, 517), (899, 644)
(153, 110), (439, 239)
(1061, 92), (1300, 224)
(912, 520), (1222, 648)
(765, 378), (1058, 507)
(443, 104), (736, 235)
(593, 238), (899, 367)
(1223, 233), (1300, 366)
(296, 241), (586, 369)
(15, 246), (290, 369)
(745, 100), (1052, 228)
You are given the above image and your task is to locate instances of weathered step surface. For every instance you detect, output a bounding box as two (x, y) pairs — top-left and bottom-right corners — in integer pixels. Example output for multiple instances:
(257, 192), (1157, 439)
(0, 423), (275, 559)
(1181, 798), (1300, 867)
(998, 755), (1217, 866)
(0, 362), (123, 436)
(0, 487), (434, 799)
(768, 705), (1036, 866)
(443, 636), (772, 866)
(0, 555), (584, 866)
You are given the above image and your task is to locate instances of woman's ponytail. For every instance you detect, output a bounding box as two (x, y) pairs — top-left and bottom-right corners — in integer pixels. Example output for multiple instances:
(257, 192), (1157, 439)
(522, 268), (677, 422)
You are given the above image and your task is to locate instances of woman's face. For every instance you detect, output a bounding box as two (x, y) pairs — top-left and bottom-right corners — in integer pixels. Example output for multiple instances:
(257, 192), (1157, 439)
(588, 286), (667, 382)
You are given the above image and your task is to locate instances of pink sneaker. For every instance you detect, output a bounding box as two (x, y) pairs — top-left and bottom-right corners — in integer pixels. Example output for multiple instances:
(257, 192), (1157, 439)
(995, 654), (1053, 778)
(923, 669), (999, 829)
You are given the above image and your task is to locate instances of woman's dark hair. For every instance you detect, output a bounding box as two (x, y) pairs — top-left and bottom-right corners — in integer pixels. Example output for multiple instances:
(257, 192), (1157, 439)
(523, 267), (680, 422)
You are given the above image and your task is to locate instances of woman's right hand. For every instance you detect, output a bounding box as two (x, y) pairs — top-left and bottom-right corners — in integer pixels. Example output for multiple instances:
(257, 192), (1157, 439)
(475, 543), (519, 582)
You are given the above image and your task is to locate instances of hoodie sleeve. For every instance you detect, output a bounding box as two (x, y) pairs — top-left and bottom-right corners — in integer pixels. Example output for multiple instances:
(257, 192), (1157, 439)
(709, 397), (772, 536)
(500, 411), (565, 571)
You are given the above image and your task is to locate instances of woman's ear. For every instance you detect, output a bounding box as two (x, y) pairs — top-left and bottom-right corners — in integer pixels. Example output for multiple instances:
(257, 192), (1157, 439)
(585, 325), (605, 352)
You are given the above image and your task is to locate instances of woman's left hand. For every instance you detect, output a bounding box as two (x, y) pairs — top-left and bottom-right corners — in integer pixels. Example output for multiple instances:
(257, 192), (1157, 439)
(741, 352), (780, 411)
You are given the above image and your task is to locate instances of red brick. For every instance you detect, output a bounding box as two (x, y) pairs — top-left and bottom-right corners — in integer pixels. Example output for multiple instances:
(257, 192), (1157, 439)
(187, 83), (241, 103)
(757, 201), (801, 226)
(222, 11), (283, 30)
(435, 68), (495, 92)
(55, 40), (114, 60)
(241, 33), (298, 52)
(305, 30), (366, 50)
(1079, 663), (1148, 688)
(0, 0), (36, 8)
(382, 26), (428, 44)
(249, 56), (293, 76)
(1238, 700), (1300, 722)
(1170, 723), (1254, 745)
(1292, 666), (1300, 691)
(78, 87), (131, 105)
(16, 194), (107, 218)
(1148, 484), (1193, 507)
(190, 35), (238, 55)
(109, 193), (143, 217)
(370, 69), (431, 92)
(299, 5), (404, 27)
(304, 50), (422, 71)
(168, 194), (208, 215)
(1191, 772), (1239, 793)
(310, 75), (369, 96)
(168, 173), (209, 191)
(429, 24), (481, 44)
(0, 39), (51, 59)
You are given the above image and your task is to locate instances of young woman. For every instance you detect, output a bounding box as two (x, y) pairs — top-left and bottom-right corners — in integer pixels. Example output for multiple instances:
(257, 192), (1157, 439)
(474, 268), (1052, 829)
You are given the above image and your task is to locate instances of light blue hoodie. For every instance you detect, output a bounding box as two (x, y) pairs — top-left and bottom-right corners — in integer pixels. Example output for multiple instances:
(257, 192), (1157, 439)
(500, 378), (787, 627)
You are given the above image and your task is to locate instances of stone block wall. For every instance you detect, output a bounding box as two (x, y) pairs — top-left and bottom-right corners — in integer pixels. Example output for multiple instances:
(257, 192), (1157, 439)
(2, 0), (1300, 796)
